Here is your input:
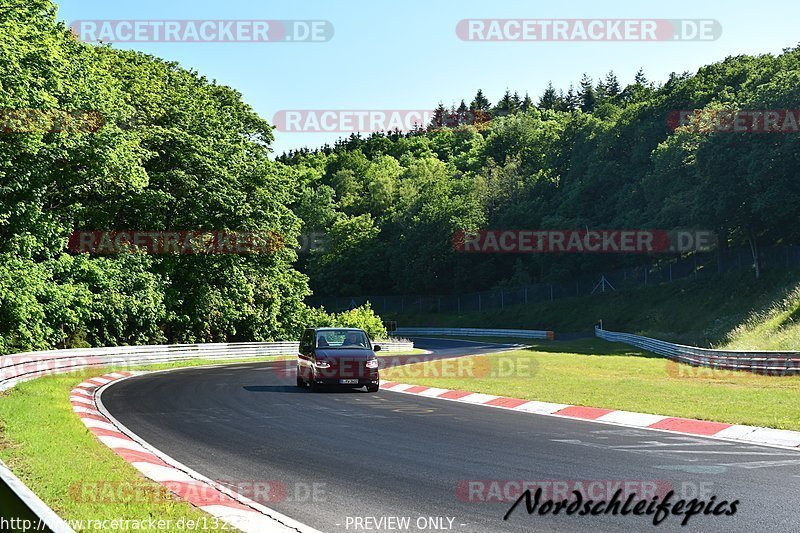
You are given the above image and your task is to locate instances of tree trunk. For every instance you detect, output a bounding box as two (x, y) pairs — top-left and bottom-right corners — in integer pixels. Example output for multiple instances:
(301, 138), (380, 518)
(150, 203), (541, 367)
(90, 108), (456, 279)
(748, 228), (761, 280)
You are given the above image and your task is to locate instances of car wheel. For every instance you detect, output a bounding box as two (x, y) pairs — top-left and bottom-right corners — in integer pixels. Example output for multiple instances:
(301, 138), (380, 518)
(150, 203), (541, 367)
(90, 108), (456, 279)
(309, 373), (320, 392)
(367, 384), (379, 393)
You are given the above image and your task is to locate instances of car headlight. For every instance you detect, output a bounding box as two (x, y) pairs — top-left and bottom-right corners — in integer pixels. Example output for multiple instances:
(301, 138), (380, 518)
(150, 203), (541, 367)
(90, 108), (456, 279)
(365, 359), (379, 369)
(315, 360), (331, 368)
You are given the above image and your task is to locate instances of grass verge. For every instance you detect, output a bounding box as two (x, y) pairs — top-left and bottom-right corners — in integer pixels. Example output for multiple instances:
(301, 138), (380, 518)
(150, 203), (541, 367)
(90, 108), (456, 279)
(386, 269), (800, 348)
(380, 339), (800, 430)
(0, 356), (286, 531)
(378, 348), (428, 356)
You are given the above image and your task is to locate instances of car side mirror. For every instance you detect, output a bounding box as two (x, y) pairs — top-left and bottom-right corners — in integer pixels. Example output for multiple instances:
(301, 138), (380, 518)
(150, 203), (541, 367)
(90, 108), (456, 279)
(373, 345), (381, 352)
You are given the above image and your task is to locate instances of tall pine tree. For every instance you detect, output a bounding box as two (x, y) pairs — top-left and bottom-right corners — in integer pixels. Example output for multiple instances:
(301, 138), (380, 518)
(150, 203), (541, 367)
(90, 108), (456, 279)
(521, 93), (533, 111)
(493, 89), (515, 117)
(510, 91), (522, 113)
(559, 84), (579, 112)
(430, 102), (447, 128)
(604, 71), (621, 98)
(470, 89), (491, 112)
(578, 73), (597, 113)
(538, 81), (558, 110)
(456, 99), (470, 125)
(469, 89), (492, 123)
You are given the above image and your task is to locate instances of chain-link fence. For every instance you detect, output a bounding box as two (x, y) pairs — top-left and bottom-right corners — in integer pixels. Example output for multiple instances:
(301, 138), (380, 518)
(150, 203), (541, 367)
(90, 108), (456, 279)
(310, 246), (800, 315)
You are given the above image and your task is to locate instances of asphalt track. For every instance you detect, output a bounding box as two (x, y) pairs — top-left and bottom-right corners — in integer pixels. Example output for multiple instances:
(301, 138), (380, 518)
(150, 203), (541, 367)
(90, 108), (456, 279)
(103, 338), (800, 533)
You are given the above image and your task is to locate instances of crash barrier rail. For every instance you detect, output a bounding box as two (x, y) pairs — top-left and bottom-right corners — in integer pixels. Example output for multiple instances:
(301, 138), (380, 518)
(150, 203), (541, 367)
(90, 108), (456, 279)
(372, 340), (415, 352)
(0, 338), (413, 531)
(0, 340), (413, 392)
(595, 327), (800, 375)
(1, 459), (71, 532)
(391, 327), (554, 340)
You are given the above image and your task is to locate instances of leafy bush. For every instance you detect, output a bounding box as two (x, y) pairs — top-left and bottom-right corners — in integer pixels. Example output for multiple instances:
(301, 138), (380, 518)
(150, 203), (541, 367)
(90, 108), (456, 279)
(302, 303), (387, 340)
(0, 253), (167, 354)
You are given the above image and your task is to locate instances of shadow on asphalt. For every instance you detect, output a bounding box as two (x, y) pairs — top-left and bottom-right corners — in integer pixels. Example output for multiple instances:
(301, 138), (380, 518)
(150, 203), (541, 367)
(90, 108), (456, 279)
(243, 385), (306, 393)
(243, 385), (370, 394)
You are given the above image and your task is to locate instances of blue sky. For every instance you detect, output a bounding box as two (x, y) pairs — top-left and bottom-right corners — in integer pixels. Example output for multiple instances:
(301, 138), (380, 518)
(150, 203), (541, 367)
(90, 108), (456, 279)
(57, 0), (800, 156)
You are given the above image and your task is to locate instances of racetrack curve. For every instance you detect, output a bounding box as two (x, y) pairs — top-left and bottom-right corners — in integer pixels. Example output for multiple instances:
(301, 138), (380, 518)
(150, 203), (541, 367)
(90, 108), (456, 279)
(102, 338), (800, 533)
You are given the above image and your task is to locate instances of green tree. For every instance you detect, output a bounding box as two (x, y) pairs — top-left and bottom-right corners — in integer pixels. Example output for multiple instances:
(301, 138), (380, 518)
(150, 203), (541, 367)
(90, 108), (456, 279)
(470, 89), (491, 113)
(538, 82), (559, 110)
(578, 73), (597, 113)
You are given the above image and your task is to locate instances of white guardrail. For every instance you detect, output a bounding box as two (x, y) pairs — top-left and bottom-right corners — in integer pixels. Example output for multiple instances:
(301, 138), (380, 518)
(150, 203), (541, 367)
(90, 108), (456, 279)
(595, 327), (800, 374)
(0, 340), (413, 392)
(390, 327), (554, 340)
(0, 338), (413, 532)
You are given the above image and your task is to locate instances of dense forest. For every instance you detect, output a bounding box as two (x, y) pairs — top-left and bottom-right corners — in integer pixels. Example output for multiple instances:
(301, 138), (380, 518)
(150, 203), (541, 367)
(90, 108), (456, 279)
(0, 0), (387, 354)
(2, 0), (800, 354)
(283, 50), (800, 297)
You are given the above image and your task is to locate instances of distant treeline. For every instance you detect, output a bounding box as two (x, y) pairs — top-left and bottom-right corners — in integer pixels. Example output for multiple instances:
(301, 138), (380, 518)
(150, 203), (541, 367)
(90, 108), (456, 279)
(280, 47), (800, 296)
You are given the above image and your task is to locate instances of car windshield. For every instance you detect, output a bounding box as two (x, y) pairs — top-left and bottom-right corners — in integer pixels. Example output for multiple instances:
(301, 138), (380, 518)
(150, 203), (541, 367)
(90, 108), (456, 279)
(316, 330), (370, 349)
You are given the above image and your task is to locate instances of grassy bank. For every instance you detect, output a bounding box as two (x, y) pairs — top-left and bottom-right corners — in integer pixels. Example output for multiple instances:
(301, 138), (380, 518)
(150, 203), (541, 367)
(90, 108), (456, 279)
(0, 344), (424, 530)
(0, 357), (284, 531)
(386, 270), (800, 349)
(380, 339), (800, 430)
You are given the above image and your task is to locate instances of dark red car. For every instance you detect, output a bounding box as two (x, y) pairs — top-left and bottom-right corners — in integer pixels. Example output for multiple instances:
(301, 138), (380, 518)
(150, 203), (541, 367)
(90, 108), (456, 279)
(296, 327), (381, 392)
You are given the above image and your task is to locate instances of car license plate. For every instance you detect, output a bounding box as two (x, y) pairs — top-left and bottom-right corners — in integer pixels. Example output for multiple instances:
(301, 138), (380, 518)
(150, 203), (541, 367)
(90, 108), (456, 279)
(339, 379), (359, 384)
